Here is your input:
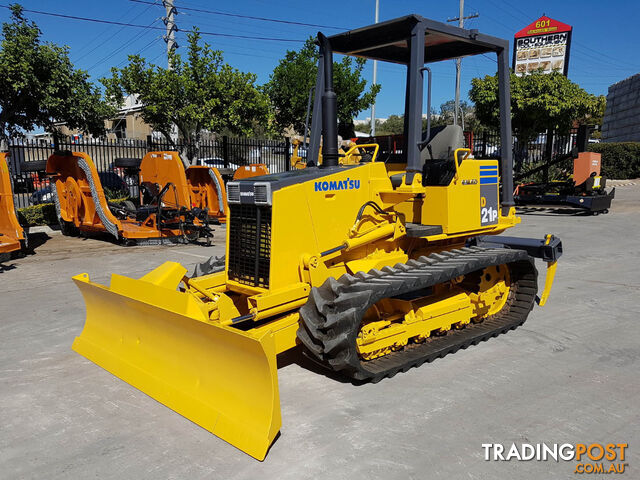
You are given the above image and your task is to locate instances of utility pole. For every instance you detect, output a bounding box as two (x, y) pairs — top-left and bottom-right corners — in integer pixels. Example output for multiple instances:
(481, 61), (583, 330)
(447, 1), (478, 127)
(370, 0), (379, 136)
(162, 0), (178, 69)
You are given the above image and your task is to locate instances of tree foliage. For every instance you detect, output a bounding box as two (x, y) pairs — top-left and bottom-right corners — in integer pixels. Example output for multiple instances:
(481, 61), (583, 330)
(264, 38), (380, 138)
(431, 99), (481, 131)
(356, 100), (482, 136)
(0, 4), (113, 143)
(358, 114), (405, 136)
(470, 71), (604, 141)
(102, 30), (270, 160)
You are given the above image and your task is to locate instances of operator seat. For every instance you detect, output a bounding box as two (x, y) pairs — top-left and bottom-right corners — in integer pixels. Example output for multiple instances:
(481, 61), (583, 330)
(420, 124), (465, 186)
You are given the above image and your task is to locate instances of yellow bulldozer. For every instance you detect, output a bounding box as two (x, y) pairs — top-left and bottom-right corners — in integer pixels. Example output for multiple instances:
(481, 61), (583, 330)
(71, 16), (563, 460)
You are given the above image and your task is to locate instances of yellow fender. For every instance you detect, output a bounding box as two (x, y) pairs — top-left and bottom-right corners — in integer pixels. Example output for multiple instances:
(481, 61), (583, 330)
(71, 262), (281, 460)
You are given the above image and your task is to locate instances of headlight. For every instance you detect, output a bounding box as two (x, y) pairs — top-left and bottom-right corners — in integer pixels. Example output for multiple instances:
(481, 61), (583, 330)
(42, 192), (52, 202)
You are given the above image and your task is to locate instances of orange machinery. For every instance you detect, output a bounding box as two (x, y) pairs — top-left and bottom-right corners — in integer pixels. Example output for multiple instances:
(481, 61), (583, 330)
(48, 151), (211, 244)
(232, 163), (269, 179)
(0, 152), (26, 258)
(186, 163), (269, 223)
(573, 151), (602, 186)
(185, 166), (228, 224)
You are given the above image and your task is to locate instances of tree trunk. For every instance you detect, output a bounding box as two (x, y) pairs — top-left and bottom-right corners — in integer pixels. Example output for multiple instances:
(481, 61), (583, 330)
(175, 123), (195, 169)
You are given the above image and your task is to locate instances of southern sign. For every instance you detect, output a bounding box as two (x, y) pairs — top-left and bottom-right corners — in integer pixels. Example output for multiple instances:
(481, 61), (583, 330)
(513, 16), (572, 77)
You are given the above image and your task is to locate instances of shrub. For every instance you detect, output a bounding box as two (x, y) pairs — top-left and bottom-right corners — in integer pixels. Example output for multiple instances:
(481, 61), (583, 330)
(17, 197), (130, 227)
(17, 203), (58, 226)
(588, 142), (640, 179)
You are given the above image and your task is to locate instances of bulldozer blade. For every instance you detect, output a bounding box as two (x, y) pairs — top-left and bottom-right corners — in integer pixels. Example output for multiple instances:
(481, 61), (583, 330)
(71, 264), (281, 461)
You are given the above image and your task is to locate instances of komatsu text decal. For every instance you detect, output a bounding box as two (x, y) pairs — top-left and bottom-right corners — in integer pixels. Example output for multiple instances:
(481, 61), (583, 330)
(315, 179), (361, 192)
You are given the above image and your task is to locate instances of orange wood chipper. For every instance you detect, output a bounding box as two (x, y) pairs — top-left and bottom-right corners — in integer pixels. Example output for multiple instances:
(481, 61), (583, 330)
(186, 163), (270, 224)
(47, 150), (212, 244)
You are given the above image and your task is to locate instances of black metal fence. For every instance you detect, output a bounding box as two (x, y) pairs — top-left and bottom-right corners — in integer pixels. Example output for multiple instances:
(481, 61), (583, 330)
(358, 127), (581, 172)
(469, 128), (579, 171)
(7, 136), (290, 208)
(7, 128), (585, 209)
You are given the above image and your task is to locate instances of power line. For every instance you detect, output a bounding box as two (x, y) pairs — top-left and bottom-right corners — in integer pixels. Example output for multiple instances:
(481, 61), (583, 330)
(86, 19), (160, 72)
(480, 53), (497, 63)
(177, 12), (311, 40)
(73, 2), (141, 57)
(97, 35), (162, 78)
(129, 0), (345, 30)
(74, 1), (159, 63)
(148, 50), (167, 64)
(0, 4), (304, 42)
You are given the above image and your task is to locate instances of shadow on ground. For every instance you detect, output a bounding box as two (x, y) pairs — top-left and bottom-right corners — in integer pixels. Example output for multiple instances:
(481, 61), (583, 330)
(25, 232), (51, 252)
(277, 346), (362, 385)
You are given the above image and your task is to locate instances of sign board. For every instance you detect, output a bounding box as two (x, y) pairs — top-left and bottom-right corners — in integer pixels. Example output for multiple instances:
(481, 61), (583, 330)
(513, 16), (572, 76)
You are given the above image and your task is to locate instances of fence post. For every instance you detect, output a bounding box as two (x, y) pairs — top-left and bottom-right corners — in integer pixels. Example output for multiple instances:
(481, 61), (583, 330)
(576, 124), (589, 153)
(146, 135), (153, 151)
(222, 135), (229, 168)
(543, 129), (554, 183)
(285, 137), (291, 171)
(482, 131), (487, 158)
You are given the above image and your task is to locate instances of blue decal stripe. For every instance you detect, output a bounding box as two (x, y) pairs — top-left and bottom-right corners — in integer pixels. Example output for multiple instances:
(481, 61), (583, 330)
(480, 177), (498, 184)
(479, 169), (498, 174)
(479, 165), (498, 169)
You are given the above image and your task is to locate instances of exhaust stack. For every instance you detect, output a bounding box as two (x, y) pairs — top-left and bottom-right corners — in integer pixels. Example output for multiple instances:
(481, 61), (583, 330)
(317, 32), (339, 167)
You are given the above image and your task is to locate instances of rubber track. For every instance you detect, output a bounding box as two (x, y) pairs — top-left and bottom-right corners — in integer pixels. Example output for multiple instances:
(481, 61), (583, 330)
(297, 246), (538, 382)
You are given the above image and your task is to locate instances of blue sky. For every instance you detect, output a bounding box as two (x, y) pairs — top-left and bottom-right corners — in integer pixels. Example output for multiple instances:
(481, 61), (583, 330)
(2, 0), (639, 121)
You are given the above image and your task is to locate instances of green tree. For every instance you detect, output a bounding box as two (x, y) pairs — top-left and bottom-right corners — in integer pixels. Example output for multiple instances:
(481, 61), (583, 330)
(102, 30), (270, 162)
(264, 38), (380, 138)
(0, 4), (114, 145)
(428, 100), (480, 131)
(470, 71), (603, 141)
(354, 115), (405, 136)
(378, 114), (404, 135)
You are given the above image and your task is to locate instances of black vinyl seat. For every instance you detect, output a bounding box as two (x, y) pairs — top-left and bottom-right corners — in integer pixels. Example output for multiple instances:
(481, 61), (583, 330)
(420, 125), (465, 186)
(422, 159), (457, 186)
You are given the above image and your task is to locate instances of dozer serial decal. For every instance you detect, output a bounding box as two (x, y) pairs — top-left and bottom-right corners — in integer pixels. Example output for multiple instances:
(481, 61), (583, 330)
(315, 179), (360, 192)
(480, 166), (499, 225)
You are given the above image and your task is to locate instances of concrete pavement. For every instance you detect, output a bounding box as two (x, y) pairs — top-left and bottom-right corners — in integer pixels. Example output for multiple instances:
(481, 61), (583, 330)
(1, 186), (638, 479)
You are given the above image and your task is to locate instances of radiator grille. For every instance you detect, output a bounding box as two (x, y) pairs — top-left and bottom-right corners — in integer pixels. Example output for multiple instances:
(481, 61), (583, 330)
(228, 204), (271, 288)
(227, 183), (240, 203)
(254, 184), (268, 204)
